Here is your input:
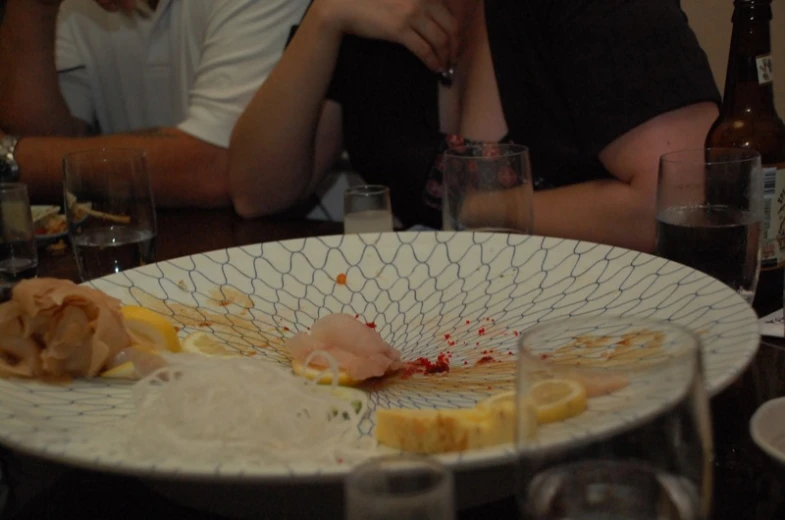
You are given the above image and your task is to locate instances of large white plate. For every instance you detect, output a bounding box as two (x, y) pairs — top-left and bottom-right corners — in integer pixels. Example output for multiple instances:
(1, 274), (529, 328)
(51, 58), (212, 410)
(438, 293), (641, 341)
(0, 232), (759, 483)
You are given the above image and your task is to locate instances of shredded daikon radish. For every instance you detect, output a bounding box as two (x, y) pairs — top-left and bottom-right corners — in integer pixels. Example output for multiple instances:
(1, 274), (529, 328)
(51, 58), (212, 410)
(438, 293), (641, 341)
(304, 349), (341, 388)
(99, 354), (377, 467)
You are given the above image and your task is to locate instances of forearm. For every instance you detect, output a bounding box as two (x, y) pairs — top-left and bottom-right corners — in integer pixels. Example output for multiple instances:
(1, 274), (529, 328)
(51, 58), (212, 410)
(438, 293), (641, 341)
(533, 178), (656, 253)
(536, 103), (720, 253)
(0, 0), (82, 136)
(16, 128), (230, 207)
(229, 3), (344, 219)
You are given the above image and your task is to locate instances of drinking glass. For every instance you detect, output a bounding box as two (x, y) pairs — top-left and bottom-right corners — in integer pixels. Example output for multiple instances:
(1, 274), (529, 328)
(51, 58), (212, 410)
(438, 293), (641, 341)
(63, 149), (157, 281)
(343, 185), (394, 234)
(656, 148), (763, 303)
(516, 316), (712, 520)
(442, 143), (533, 232)
(0, 183), (38, 301)
(345, 454), (455, 520)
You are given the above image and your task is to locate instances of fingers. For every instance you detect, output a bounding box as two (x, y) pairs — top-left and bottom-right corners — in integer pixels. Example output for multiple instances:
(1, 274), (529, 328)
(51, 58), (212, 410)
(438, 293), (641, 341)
(400, 30), (444, 73)
(410, 15), (452, 71)
(425, 1), (458, 65)
(403, 0), (457, 73)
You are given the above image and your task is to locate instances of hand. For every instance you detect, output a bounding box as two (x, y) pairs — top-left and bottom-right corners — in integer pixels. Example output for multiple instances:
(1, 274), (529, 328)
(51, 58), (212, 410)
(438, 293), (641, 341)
(316, 0), (458, 73)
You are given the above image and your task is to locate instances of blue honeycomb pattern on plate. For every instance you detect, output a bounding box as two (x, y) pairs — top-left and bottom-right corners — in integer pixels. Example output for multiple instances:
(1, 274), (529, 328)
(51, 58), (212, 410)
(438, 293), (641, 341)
(0, 232), (759, 481)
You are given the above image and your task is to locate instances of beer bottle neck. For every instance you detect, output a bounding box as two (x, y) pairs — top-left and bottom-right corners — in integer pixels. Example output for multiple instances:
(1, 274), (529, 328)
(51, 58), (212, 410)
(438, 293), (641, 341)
(722, 3), (778, 116)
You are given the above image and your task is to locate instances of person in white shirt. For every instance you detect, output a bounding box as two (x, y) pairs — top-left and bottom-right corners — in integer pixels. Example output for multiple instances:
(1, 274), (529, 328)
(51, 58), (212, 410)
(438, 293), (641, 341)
(0, 0), (308, 207)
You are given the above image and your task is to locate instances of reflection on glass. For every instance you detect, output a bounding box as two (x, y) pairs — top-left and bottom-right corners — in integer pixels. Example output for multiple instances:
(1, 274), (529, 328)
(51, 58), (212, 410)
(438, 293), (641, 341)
(345, 454), (455, 520)
(516, 316), (712, 520)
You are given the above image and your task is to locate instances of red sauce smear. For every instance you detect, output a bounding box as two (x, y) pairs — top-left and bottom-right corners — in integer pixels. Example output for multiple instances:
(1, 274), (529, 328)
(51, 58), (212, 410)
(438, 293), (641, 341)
(477, 355), (496, 364)
(401, 352), (451, 377)
(366, 322), (377, 329)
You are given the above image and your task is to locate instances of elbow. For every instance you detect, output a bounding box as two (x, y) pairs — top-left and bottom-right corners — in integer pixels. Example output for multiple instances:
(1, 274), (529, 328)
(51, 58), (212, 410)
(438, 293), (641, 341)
(228, 162), (301, 220)
(228, 146), (304, 220)
(232, 190), (266, 220)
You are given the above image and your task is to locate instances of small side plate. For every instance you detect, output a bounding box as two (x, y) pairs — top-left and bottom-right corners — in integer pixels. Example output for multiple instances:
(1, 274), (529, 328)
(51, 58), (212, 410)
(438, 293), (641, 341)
(750, 396), (785, 466)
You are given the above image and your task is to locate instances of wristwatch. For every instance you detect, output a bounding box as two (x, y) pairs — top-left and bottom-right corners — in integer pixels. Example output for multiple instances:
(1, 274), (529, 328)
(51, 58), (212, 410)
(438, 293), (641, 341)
(0, 135), (20, 183)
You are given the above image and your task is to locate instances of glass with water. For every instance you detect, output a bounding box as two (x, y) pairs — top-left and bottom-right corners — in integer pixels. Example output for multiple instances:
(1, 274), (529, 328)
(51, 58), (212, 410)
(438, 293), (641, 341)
(63, 149), (157, 281)
(516, 316), (713, 520)
(442, 143), (533, 233)
(0, 183), (38, 301)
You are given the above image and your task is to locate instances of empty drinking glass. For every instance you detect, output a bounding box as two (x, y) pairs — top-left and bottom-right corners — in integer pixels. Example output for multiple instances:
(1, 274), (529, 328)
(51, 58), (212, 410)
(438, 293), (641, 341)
(656, 148), (763, 303)
(343, 185), (394, 234)
(516, 316), (713, 520)
(442, 143), (533, 233)
(63, 148), (157, 281)
(0, 183), (37, 301)
(345, 454), (455, 520)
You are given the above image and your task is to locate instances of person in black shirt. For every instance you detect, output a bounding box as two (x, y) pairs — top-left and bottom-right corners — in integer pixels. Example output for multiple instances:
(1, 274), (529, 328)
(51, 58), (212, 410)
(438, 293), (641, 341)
(229, 0), (719, 252)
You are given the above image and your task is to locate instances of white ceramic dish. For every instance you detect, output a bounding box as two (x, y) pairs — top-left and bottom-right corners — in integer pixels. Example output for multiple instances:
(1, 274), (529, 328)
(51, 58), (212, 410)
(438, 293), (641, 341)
(750, 396), (785, 466)
(0, 232), (760, 486)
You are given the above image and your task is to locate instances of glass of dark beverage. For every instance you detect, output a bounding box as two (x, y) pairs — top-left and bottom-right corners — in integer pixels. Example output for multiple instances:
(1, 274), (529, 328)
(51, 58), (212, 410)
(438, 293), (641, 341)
(516, 316), (712, 520)
(63, 149), (157, 282)
(345, 454), (455, 520)
(0, 183), (38, 301)
(655, 148), (763, 303)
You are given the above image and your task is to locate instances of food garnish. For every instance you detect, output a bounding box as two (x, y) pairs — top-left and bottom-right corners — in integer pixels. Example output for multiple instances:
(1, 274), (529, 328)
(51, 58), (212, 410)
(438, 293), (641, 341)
(285, 313), (402, 383)
(121, 306), (181, 353)
(93, 356), (375, 466)
(0, 278), (130, 378)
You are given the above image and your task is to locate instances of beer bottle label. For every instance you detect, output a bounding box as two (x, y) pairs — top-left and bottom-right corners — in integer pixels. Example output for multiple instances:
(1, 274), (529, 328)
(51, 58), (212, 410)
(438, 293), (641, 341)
(761, 165), (785, 268)
(757, 54), (774, 85)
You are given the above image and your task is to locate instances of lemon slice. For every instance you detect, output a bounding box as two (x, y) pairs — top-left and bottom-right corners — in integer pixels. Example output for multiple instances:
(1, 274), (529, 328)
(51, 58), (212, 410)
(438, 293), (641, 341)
(479, 379), (587, 425)
(529, 379), (587, 424)
(121, 306), (181, 353)
(181, 331), (242, 357)
(100, 361), (138, 380)
(291, 359), (358, 386)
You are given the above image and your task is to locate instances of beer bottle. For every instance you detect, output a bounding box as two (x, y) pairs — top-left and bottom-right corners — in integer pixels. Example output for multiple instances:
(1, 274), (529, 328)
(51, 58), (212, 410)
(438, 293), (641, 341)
(706, 0), (785, 272)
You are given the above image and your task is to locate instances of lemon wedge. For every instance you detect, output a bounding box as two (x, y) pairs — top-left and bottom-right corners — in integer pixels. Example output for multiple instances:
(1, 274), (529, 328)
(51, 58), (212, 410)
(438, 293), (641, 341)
(478, 379), (587, 425)
(100, 361), (138, 380)
(529, 379), (587, 424)
(181, 331), (242, 357)
(291, 359), (358, 386)
(121, 306), (181, 353)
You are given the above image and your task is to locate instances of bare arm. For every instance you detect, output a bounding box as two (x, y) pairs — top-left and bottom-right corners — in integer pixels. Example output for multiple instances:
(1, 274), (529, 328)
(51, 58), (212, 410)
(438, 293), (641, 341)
(229, 6), (345, 219)
(229, 0), (458, 219)
(0, 0), (87, 136)
(532, 102), (719, 253)
(11, 128), (230, 207)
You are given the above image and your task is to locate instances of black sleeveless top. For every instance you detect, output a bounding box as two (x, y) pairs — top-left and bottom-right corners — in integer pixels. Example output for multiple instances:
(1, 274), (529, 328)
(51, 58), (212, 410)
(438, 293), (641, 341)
(325, 0), (720, 228)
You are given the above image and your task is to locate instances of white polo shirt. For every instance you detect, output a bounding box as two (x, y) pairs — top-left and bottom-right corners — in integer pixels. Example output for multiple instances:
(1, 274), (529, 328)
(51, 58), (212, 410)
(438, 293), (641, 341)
(55, 0), (307, 148)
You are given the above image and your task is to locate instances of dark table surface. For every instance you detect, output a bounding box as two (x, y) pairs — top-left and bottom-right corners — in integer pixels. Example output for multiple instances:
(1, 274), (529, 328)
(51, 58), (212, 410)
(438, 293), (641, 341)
(6, 207), (785, 520)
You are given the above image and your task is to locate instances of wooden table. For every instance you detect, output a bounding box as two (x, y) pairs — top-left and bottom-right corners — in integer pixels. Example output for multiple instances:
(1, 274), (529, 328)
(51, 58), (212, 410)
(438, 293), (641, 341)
(10, 208), (785, 519)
